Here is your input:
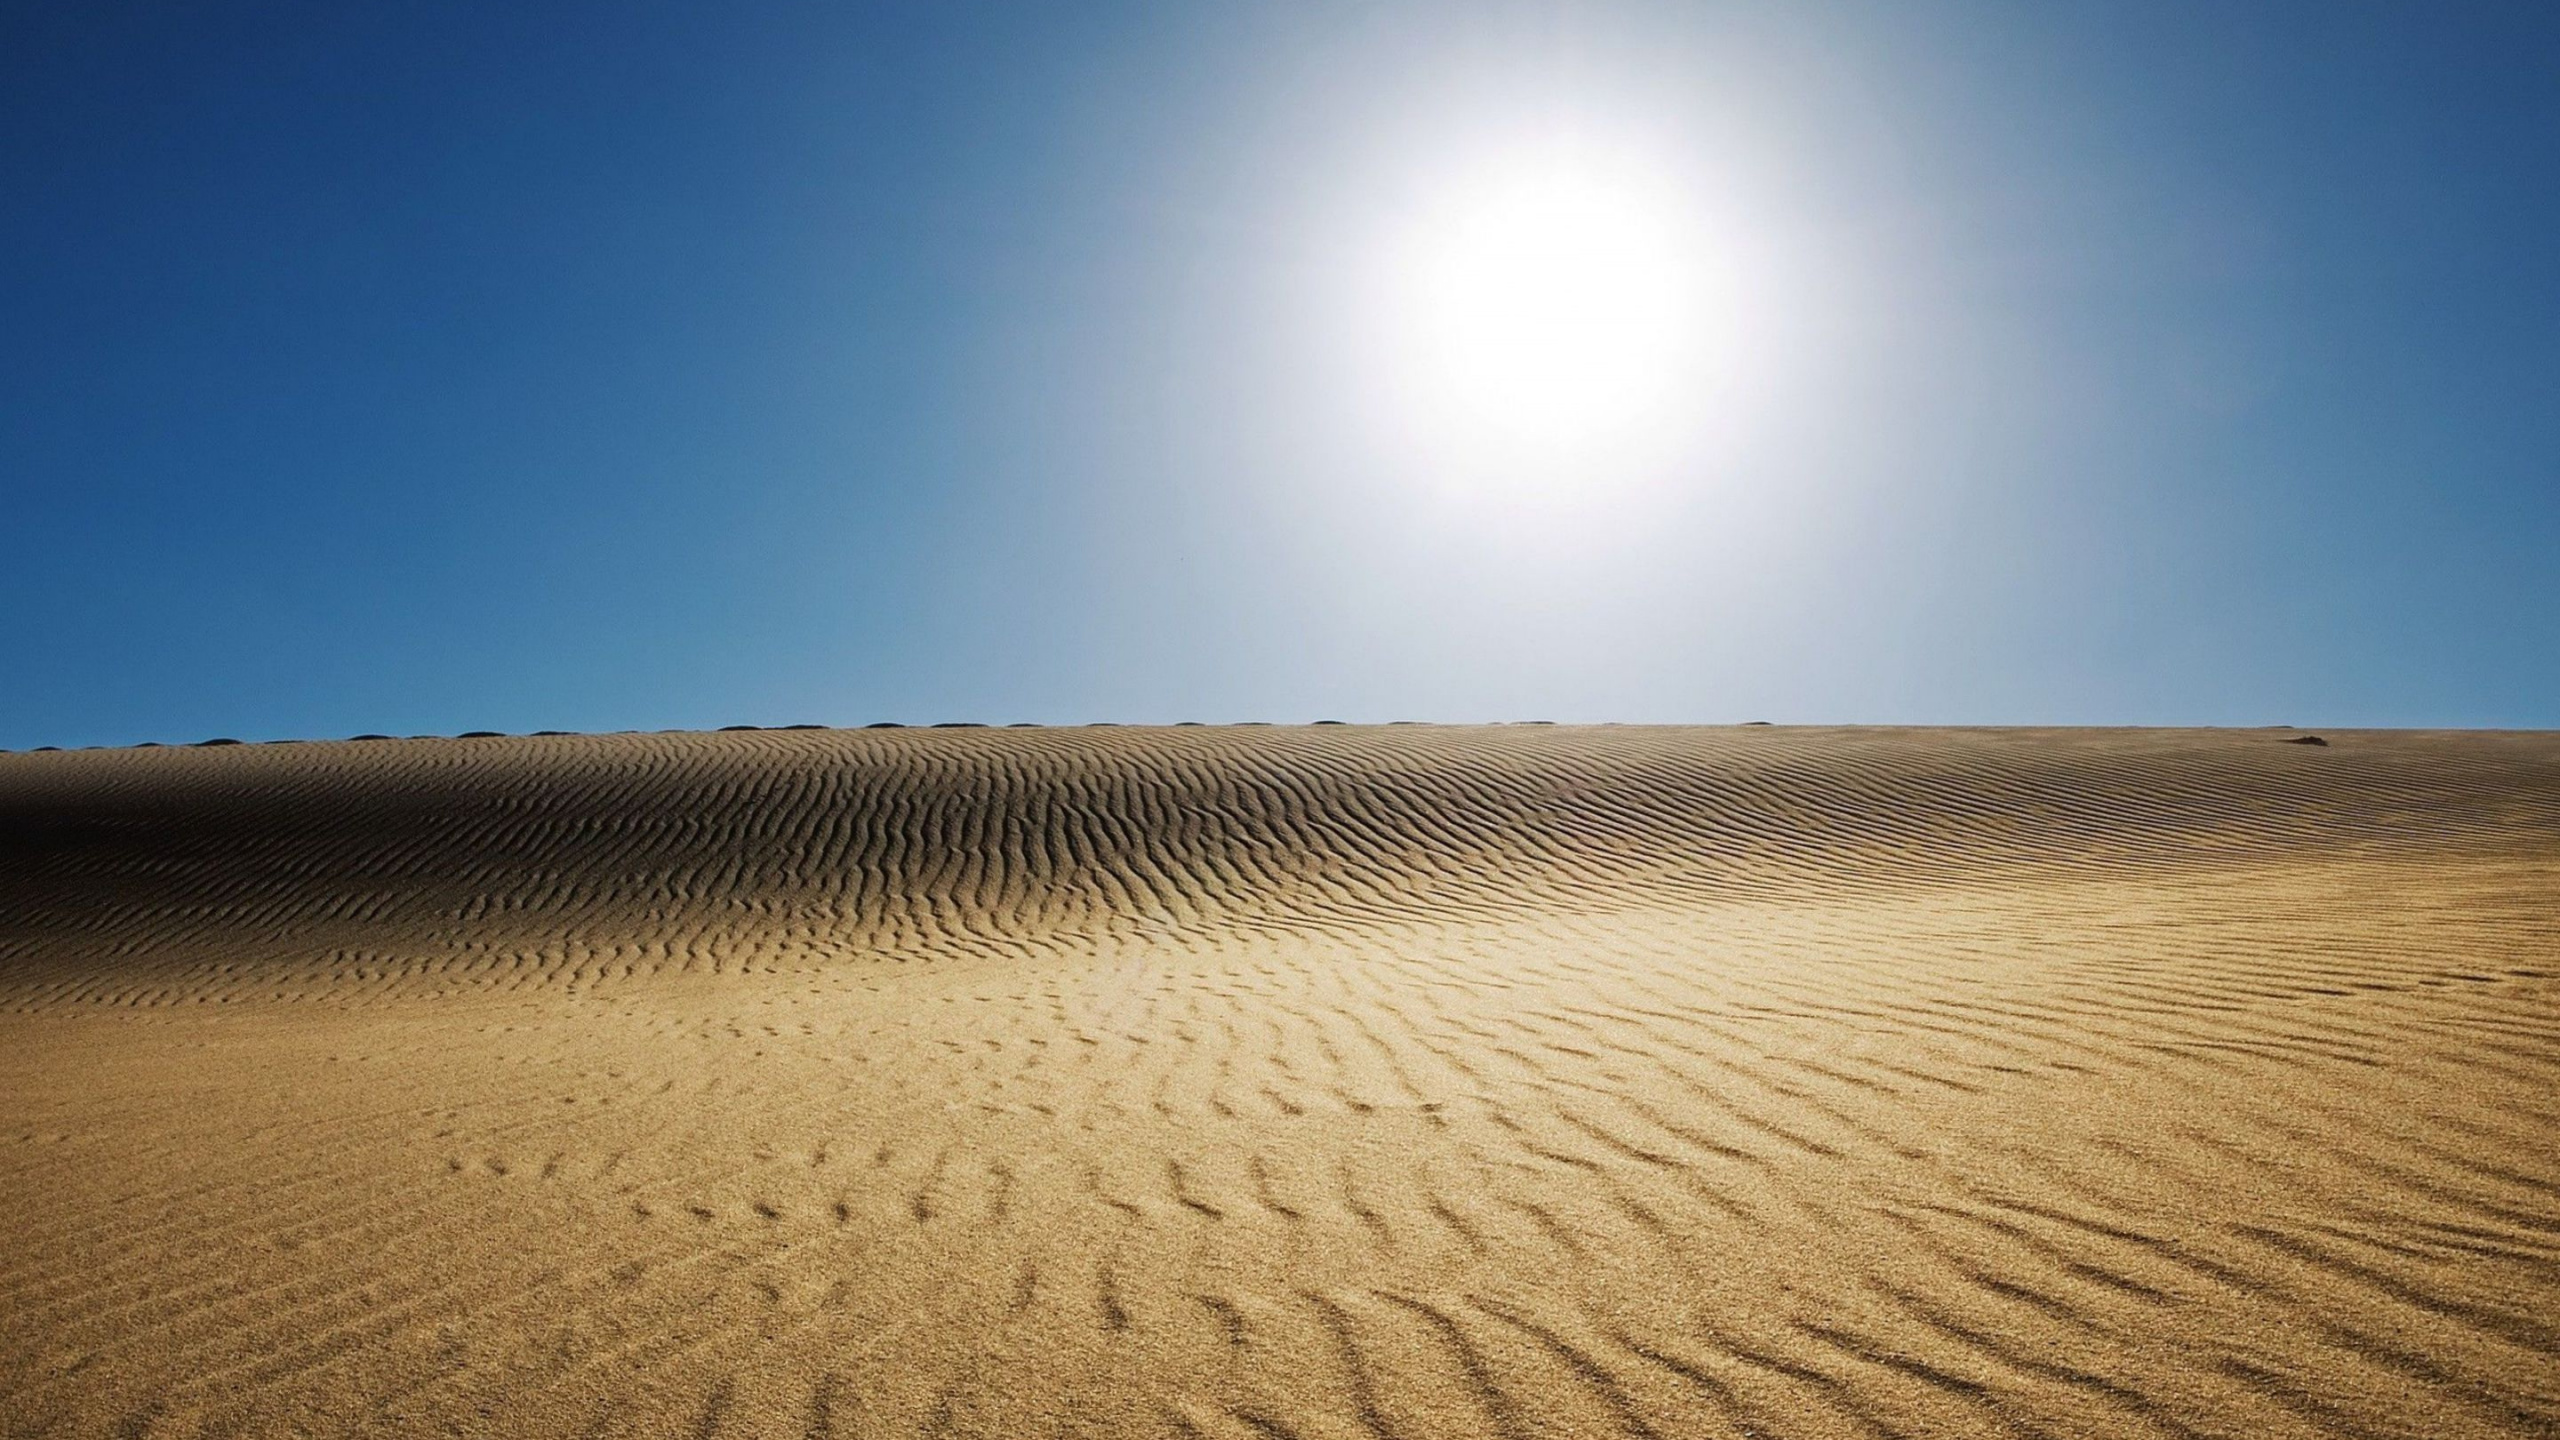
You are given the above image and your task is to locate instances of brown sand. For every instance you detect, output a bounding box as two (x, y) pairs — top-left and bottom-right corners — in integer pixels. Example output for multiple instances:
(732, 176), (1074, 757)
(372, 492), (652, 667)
(1, 725), (2554, 1438)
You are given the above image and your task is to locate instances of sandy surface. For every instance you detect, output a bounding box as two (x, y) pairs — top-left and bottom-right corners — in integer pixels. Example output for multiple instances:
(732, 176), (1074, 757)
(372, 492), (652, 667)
(1, 725), (2554, 1439)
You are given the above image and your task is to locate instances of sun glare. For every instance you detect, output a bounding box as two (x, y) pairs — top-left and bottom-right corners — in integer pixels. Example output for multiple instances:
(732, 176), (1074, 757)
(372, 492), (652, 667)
(1368, 136), (1736, 490)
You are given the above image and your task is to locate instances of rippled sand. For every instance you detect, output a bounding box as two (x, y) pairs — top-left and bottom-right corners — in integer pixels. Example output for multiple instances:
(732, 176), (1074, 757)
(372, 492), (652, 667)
(2, 725), (2554, 1438)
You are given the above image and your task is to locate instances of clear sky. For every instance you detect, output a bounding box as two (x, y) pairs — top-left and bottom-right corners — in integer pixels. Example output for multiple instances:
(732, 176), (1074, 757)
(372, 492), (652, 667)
(5, 1), (2554, 746)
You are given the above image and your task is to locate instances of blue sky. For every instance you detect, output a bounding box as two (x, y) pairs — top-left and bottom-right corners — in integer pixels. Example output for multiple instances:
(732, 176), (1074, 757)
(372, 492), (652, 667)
(4, 1), (2553, 746)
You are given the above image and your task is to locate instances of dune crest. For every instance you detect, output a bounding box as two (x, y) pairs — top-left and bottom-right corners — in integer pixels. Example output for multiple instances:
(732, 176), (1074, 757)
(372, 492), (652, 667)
(3, 726), (2555, 1438)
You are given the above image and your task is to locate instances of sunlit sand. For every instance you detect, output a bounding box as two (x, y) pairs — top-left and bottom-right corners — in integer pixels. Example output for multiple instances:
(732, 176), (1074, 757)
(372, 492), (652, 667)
(3, 725), (2553, 1438)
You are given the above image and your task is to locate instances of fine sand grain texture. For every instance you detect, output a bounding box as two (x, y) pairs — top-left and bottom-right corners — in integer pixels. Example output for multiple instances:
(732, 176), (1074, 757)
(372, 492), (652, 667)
(2, 725), (2555, 1439)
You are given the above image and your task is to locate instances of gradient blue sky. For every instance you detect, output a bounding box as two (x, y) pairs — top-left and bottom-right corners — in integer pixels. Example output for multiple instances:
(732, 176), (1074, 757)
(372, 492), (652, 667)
(5, 1), (2554, 747)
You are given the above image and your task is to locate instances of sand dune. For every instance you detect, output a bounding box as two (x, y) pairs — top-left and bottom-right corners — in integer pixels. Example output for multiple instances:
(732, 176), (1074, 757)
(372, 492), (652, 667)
(2, 725), (2554, 1438)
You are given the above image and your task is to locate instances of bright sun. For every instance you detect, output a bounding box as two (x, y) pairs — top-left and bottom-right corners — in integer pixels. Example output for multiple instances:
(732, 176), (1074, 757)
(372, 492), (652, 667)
(1374, 137), (1729, 478)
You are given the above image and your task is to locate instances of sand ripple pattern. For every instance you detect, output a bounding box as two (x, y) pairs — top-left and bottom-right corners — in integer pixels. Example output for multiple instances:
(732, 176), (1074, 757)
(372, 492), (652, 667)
(1, 726), (2555, 1438)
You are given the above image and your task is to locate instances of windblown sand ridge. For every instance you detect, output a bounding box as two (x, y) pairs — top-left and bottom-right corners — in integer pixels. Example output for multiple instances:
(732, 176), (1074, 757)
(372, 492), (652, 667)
(2, 726), (2555, 1437)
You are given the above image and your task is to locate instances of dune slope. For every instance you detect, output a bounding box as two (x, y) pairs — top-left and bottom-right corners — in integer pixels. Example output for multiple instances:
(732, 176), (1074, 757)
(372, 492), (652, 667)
(2, 725), (2555, 1438)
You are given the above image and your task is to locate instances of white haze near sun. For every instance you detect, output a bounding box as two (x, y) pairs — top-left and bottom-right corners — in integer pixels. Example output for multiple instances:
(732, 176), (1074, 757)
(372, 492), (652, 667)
(950, 7), (2166, 722)
(1000, 20), (1901, 717)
